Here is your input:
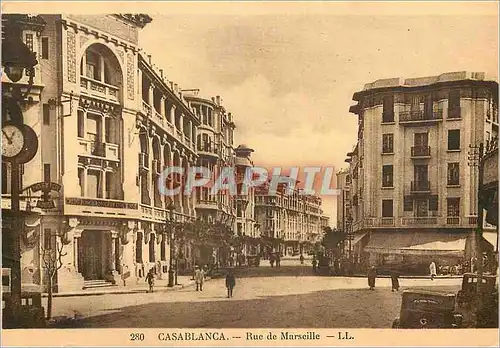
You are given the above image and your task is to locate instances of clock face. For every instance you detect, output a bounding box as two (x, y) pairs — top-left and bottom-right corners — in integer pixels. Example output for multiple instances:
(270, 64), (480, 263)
(2, 124), (25, 159)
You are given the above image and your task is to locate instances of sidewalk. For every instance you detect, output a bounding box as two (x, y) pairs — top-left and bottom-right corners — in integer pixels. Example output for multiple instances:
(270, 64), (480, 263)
(43, 275), (209, 298)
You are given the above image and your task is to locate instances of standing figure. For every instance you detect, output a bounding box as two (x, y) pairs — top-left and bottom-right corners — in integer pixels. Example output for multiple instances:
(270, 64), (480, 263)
(276, 253), (281, 268)
(270, 253), (275, 268)
(312, 256), (318, 274)
(367, 266), (377, 290)
(300, 254), (304, 264)
(429, 261), (437, 281)
(390, 269), (400, 292)
(225, 270), (236, 298)
(145, 268), (155, 293)
(195, 266), (205, 291)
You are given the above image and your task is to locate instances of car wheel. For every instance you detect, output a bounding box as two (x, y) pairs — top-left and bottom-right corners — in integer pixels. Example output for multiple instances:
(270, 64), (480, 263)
(392, 318), (401, 329)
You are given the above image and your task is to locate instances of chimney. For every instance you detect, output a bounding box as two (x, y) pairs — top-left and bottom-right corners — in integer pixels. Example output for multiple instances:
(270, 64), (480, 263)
(211, 97), (216, 103)
(159, 69), (163, 78)
(216, 95), (221, 105)
(147, 55), (152, 64)
(174, 83), (178, 92)
(169, 81), (174, 89)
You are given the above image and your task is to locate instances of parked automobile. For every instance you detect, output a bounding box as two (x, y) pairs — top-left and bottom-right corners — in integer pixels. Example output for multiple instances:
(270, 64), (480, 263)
(392, 290), (463, 328)
(456, 273), (498, 308)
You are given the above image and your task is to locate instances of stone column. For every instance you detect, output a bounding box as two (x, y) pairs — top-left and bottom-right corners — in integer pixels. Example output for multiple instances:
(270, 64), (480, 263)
(160, 96), (166, 117)
(148, 85), (154, 108)
(170, 104), (176, 125)
(101, 169), (107, 199)
(179, 113), (185, 136)
(82, 167), (88, 197)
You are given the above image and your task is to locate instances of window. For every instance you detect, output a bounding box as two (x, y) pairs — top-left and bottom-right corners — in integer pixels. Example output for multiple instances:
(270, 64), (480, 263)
(424, 94), (433, 118)
(447, 163), (460, 185)
(41, 37), (49, 59)
(136, 232), (143, 263)
(382, 134), (394, 153)
(382, 95), (394, 122)
(403, 195), (413, 211)
(25, 33), (34, 52)
(447, 198), (460, 216)
(448, 129), (460, 150)
(414, 165), (428, 184)
(43, 104), (50, 125)
(382, 165), (393, 187)
(77, 110), (84, 137)
(43, 164), (51, 182)
(345, 175), (351, 184)
(382, 200), (393, 217)
(78, 168), (84, 196)
(415, 199), (428, 217)
(429, 195), (438, 211)
(448, 89), (460, 110)
(87, 170), (102, 198)
(86, 51), (101, 80)
(149, 234), (155, 262)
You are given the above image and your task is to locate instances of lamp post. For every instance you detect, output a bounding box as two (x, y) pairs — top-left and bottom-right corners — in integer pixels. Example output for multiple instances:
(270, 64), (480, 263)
(165, 202), (175, 288)
(2, 16), (40, 328)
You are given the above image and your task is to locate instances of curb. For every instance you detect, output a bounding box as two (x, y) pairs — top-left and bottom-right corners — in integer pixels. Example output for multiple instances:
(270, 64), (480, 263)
(43, 278), (211, 298)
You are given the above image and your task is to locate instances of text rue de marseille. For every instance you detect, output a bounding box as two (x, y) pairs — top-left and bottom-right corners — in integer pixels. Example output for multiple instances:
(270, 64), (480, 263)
(154, 331), (354, 342)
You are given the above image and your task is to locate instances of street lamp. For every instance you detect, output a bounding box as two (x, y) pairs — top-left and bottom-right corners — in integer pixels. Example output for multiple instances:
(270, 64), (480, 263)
(165, 201), (176, 287)
(2, 16), (40, 328)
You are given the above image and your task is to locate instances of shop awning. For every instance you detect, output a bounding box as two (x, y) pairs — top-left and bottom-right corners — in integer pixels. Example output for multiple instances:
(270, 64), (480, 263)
(483, 232), (498, 250)
(352, 232), (368, 246)
(364, 231), (468, 257)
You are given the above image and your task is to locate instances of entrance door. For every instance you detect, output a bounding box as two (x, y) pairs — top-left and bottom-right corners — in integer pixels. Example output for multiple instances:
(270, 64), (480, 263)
(79, 230), (102, 280)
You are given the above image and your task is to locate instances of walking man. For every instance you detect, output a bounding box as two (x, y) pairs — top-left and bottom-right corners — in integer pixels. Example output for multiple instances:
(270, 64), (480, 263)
(145, 268), (155, 293)
(225, 270), (236, 298)
(195, 266), (205, 291)
(367, 265), (377, 290)
(429, 261), (437, 281)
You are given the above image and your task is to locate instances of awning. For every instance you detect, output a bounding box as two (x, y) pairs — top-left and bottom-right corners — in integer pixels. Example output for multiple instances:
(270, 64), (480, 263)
(364, 231), (468, 257)
(352, 232), (368, 246)
(483, 232), (498, 250)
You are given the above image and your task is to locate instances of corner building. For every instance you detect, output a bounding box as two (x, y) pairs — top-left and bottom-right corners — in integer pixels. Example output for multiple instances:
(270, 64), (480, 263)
(347, 72), (498, 272)
(2, 14), (205, 292)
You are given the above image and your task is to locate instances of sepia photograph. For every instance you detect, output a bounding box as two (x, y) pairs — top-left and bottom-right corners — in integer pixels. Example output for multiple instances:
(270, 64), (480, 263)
(1, 1), (499, 346)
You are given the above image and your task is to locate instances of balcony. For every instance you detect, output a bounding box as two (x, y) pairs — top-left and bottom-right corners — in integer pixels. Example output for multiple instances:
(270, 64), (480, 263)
(411, 146), (431, 158)
(152, 159), (162, 174)
(77, 139), (119, 161)
(196, 200), (219, 210)
(399, 109), (443, 125)
(154, 110), (164, 127)
(446, 217), (460, 225)
(80, 76), (119, 103)
(411, 180), (430, 194)
(401, 217), (438, 226)
(380, 217), (395, 226)
(139, 152), (149, 171)
(141, 101), (152, 117)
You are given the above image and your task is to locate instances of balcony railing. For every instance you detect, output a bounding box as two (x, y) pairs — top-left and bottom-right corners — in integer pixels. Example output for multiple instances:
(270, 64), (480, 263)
(411, 146), (431, 158)
(77, 139), (119, 161)
(142, 101), (152, 117)
(399, 109), (443, 123)
(446, 217), (460, 225)
(411, 180), (430, 193)
(380, 217), (395, 226)
(81, 76), (119, 103)
(401, 217), (438, 225)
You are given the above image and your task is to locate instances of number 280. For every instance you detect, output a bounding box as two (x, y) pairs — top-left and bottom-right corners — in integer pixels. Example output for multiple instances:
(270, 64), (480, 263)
(130, 333), (145, 341)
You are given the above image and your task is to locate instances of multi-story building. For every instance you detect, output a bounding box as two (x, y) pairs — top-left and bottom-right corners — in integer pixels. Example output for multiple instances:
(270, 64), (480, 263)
(1, 13), (214, 292)
(336, 168), (351, 256)
(183, 91), (237, 266)
(255, 183), (329, 256)
(347, 71), (498, 271)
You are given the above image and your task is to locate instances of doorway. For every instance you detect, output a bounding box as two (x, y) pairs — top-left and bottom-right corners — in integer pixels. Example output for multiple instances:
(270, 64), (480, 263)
(79, 230), (103, 280)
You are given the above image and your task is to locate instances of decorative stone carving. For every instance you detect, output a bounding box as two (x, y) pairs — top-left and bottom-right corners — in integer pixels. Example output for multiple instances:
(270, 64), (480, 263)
(127, 53), (135, 100)
(80, 35), (89, 48)
(67, 30), (77, 83)
(116, 49), (124, 63)
(68, 217), (79, 228)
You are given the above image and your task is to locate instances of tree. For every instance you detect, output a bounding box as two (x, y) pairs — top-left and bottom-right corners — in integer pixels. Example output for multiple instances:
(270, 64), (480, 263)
(41, 230), (67, 320)
(321, 227), (345, 259)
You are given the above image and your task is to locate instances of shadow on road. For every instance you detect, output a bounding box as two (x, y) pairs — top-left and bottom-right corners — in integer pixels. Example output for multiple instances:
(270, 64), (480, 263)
(58, 285), (461, 329)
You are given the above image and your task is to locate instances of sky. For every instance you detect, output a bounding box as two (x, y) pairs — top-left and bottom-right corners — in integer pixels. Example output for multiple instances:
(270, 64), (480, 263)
(136, 3), (499, 226)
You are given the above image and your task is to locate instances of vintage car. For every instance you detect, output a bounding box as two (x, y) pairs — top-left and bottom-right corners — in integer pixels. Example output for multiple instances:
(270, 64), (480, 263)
(392, 290), (463, 329)
(456, 273), (498, 308)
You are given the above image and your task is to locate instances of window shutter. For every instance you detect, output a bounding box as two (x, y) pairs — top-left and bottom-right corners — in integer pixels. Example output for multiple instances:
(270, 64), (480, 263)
(404, 195), (413, 211)
(429, 195), (438, 211)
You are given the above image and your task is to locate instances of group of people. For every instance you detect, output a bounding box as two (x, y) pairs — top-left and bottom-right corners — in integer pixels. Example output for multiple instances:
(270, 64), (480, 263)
(366, 261), (440, 291)
(269, 253), (281, 268)
(144, 266), (237, 298)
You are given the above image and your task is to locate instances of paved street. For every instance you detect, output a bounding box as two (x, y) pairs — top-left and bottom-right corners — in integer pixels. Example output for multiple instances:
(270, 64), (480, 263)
(47, 264), (461, 328)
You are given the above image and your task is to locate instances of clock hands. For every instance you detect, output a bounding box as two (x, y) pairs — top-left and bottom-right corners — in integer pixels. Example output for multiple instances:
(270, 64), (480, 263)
(2, 129), (13, 144)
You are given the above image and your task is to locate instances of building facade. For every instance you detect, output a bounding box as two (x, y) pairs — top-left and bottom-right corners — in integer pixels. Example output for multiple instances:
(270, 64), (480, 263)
(255, 183), (329, 256)
(346, 71), (498, 272)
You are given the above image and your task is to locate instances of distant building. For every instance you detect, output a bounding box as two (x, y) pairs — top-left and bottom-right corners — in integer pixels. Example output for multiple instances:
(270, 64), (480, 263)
(347, 71), (498, 272)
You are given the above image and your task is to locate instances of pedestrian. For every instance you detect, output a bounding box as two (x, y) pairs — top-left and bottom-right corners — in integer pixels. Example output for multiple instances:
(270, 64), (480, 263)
(367, 265), (377, 290)
(270, 254), (275, 268)
(225, 270), (236, 298)
(194, 266), (205, 291)
(429, 261), (437, 281)
(300, 254), (304, 264)
(312, 256), (318, 274)
(390, 268), (400, 292)
(276, 253), (281, 268)
(145, 268), (155, 293)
